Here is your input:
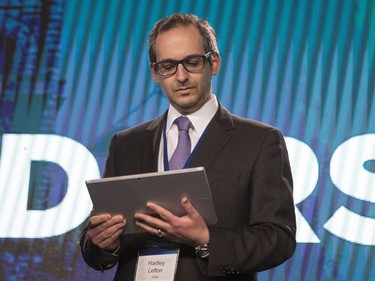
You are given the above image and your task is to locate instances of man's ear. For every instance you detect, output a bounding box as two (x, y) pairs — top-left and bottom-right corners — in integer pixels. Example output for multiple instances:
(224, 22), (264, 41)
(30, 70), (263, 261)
(210, 52), (221, 76)
(150, 64), (160, 83)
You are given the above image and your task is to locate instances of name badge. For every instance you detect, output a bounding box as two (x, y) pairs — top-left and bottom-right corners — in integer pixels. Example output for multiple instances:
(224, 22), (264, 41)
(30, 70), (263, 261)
(134, 245), (179, 281)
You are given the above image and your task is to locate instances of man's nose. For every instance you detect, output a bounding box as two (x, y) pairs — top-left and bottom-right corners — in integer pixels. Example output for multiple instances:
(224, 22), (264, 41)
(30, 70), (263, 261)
(175, 63), (189, 82)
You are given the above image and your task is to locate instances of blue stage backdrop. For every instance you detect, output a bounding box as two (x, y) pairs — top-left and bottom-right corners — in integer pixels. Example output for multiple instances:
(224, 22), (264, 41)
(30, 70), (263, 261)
(0, 0), (374, 280)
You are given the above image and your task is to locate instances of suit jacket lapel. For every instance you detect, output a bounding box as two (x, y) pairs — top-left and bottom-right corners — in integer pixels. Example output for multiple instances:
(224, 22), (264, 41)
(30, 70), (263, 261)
(139, 112), (167, 172)
(189, 104), (234, 170)
(138, 105), (234, 172)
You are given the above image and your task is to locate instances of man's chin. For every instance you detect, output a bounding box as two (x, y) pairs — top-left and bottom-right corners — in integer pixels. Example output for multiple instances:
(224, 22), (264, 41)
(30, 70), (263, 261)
(174, 101), (203, 115)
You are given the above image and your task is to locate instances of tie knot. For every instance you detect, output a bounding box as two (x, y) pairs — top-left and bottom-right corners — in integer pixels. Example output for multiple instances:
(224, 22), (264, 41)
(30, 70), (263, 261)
(174, 116), (191, 131)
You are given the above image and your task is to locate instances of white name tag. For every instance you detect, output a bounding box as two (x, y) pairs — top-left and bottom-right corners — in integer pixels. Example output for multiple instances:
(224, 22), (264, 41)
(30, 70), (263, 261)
(134, 246), (179, 281)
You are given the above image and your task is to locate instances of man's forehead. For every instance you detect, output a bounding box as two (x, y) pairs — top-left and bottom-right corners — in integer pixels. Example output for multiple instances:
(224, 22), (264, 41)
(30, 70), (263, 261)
(154, 26), (205, 60)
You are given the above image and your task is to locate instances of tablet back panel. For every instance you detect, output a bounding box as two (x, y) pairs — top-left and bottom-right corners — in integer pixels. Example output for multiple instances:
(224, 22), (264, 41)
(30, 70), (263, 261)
(86, 167), (217, 234)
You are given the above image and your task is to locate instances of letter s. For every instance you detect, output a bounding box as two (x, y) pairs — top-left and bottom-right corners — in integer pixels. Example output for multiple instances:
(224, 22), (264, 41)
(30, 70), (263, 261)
(324, 134), (375, 245)
(0, 134), (100, 238)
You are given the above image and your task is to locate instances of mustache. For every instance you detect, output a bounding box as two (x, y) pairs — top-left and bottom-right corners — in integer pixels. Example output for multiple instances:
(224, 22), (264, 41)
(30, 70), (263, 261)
(174, 85), (194, 90)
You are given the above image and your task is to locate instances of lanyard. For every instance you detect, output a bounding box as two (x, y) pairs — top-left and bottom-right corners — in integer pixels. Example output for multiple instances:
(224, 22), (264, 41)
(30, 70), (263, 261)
(163, 118), (209, 171)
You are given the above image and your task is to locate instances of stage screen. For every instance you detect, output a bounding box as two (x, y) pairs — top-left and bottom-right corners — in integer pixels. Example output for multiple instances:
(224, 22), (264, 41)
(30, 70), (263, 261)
(0, 0), (374, 280)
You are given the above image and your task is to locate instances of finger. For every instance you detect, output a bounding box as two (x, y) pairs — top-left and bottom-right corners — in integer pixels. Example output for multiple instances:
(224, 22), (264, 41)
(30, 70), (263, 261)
(88, 216), (125, 238)
(146, 202), (174, 221)
(135, 219), (162, 236)
(134, 212), (166, 228)
(87, 214), (112, 228)
(97, 227), (124, 249)
(135, 213), (170, 233)
(111, 214), (126, 223)
(93, 214), (125, 225)
(91, 218), (126, 246)
(180, 197), (198, 216)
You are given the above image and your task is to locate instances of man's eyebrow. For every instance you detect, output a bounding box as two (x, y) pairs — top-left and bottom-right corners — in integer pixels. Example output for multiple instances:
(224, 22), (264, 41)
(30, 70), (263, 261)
(157, 53), (203, 63)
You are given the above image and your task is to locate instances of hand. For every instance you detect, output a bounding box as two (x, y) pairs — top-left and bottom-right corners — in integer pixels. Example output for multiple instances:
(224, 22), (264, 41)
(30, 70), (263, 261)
(134, 197), (209, 247)
(86, 214), (126, 251)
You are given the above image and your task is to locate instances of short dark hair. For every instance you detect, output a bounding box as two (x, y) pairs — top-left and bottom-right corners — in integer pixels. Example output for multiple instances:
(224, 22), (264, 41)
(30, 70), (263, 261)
(148, 13), (218, 63)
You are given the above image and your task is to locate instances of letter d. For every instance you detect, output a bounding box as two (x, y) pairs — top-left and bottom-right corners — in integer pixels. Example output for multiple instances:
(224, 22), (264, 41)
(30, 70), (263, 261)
(0, 134), (100, 238)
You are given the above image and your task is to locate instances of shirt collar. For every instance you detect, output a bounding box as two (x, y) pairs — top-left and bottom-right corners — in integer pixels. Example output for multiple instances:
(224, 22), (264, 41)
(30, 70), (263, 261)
(166, 94), (219, 135)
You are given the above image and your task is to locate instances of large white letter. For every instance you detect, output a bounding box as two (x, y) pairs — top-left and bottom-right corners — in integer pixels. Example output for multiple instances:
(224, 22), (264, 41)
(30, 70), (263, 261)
(285, 137), (320, 243)
(0, 134), (100, 238)
(325, 134), (375, 245)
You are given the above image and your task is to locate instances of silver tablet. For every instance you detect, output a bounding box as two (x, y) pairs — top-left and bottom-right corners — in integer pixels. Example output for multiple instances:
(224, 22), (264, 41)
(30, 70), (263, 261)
(85, 167), (217, 234)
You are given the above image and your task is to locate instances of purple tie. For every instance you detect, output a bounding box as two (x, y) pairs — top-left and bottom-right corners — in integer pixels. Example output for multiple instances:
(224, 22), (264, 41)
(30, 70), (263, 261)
(169, 116), (192, 170)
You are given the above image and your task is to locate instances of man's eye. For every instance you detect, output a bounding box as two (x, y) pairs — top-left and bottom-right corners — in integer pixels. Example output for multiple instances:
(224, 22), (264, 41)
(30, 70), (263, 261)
(185, 58), (201, 66)
(160, 63), (175, 70)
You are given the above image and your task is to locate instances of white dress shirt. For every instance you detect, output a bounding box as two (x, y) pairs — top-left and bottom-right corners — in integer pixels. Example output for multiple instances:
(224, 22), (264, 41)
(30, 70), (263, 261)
(158, 94), (219, 171)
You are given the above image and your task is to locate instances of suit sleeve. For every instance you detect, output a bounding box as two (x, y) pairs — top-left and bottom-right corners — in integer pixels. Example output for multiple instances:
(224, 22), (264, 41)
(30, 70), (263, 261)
(205, 128), (296, 276)
(79, 134), (120, 271)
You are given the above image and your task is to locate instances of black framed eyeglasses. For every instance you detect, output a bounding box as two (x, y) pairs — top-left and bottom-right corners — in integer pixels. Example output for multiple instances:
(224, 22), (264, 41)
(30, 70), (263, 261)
(152, 51), (213, 76)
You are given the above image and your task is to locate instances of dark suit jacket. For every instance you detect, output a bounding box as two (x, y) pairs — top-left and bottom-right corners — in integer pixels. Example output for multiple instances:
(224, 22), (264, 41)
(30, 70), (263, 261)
(81, 104), (296, 281)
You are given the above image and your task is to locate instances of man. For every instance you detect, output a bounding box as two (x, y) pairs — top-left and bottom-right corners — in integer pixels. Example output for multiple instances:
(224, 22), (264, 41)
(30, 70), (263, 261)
(80, 13), (296, 281)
